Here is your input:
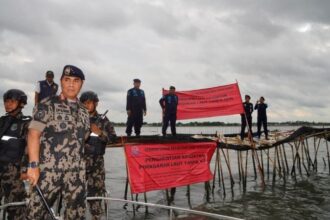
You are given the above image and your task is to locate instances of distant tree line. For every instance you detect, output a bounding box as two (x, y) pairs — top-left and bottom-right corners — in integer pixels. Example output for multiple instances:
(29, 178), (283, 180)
(111, 121), (330, 127)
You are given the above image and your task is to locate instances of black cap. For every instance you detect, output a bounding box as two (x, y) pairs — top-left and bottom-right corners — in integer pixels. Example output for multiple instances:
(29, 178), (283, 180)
(133, 78), (141, 83)
(3, 89), (27, 105)
(79, 91), (99, 103)
(61, 65), (85, 80)
(169, 86), (176, 90)
(46, 70), (54, 77)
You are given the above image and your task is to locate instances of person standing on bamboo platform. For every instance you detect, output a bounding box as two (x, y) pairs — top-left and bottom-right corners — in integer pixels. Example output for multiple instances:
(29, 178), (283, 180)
(26, 65), (90, 220)
(80, 91), (116, 220)
(159, 86), (178, 137)
(0, 89), (31, 220)
(240, 95), (253, 140)
(255, 96), (269, 140)
(126, 79), (147, 137)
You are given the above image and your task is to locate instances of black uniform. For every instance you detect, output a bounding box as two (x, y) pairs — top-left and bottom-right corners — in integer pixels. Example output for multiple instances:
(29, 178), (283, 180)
(0, 113), (31, 220)
(159, 94), (178, 136)
(255, 103), (268, 138)
(240, 102), (253, 140)
(126, 88), (146, 136)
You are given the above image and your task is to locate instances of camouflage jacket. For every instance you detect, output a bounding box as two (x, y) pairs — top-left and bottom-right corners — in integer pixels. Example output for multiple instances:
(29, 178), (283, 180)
(29, 95), (90, 170)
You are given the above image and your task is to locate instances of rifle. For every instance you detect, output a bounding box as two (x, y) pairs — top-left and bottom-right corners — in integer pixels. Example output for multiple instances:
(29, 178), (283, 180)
(35, 184), (57, 220)
(95, 110), (108, 124)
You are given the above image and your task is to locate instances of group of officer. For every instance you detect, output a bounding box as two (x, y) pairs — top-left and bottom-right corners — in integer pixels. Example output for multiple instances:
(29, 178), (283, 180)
(0, 66), (179, 220)
(125, 79), (179, 137)
(240, 94), (269, 141)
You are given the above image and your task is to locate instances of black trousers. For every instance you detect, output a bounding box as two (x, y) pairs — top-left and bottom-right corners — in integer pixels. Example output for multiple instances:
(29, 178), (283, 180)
(126, 111), (143, 136)
(241, 115), (252, 140)
(162, 113), (177, 135)
(257, 117), (268, 138)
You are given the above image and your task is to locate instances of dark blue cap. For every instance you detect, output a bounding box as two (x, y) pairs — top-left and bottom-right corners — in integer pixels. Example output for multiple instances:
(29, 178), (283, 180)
(133, 78), (141, 83)
(61, 65), (85, 80)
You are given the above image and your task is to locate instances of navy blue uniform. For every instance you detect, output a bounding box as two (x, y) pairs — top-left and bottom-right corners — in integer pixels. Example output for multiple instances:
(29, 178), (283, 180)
(240, 102), (253, 140)
(255, 103), (268, 138)
(159, 94), (178, 136)
(126, 88), (146, 136)
(38, 80), (58, 102)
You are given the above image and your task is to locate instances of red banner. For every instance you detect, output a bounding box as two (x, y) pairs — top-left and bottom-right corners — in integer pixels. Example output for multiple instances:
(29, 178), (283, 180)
(125, 142), (216, 194)
(163, 83), (244, 120)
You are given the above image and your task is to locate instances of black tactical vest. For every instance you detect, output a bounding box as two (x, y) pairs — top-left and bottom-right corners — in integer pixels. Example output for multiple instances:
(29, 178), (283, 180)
(0, 115), (31, 163)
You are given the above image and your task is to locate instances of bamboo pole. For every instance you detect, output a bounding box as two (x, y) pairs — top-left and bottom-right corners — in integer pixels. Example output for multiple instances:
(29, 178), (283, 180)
(226, 149), (235, 188)
(144, 193), (149, 214)
(251, 151), (257, 180)
(239, 151), (245, 190)
(260, 150), (265, 178)
(272, 146), (277, 184)
(325, 135), (330, 175)
(282, 144), (289, 175)
(237, 151), (242, 183)
(221, 148), (235, 187)
(187, 185), (192, 209)
(219, 149), (226, 196)
(267, 149), (270, 179)
(212, 148), (220, 193)
(245, 150), (249, 189)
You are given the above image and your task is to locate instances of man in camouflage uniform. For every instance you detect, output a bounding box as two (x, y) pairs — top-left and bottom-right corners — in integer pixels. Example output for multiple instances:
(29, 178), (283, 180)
(26, 65), (90, 220)
(0, 89), (30, 220)
(80, 91), (116, 220)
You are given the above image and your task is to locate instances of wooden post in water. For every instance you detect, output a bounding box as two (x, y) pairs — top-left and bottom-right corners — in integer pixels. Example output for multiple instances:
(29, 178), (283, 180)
(219, 149), (226, 196)
(144, 193), (149, 214)
(226, 149), (235, 188)
(276, 147), (282, 179)
(290, 143), (296, 178)
(325, 135), (330, 174)
(221, 148), (235, 187)
(272, 146), (277, 184)
(260, 150), (265, 178)
(251, 151), (257, 180)
(245, 150), (249, 189)
(212, 148), (220, 193)
(237, 151), (242, 183)
(282, 144), (290, 175)
(239, 151), (245, 190)
(267, 149), (270, 179)
(187, 185), (192, 209)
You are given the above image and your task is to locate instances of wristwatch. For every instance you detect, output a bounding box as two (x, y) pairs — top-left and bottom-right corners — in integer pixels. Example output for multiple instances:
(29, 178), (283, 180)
(27, 161), (40, 168)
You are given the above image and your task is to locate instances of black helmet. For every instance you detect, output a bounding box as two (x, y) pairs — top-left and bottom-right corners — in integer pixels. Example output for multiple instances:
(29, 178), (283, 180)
(3, 89), (27, 105)
(80, 91), (99, 103)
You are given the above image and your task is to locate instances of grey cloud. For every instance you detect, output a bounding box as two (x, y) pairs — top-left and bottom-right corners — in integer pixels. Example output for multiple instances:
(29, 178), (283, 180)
(0, 0), (329, 122)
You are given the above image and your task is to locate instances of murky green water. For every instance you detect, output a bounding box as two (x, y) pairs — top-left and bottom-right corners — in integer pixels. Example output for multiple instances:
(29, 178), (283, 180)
(104, 126), (330, 220)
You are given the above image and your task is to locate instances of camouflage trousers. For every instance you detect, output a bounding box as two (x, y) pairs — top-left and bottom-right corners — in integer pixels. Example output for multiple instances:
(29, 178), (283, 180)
(26, 165), (86, 220)
(86, 155), (106, 220)
(0, 162), (26, 220)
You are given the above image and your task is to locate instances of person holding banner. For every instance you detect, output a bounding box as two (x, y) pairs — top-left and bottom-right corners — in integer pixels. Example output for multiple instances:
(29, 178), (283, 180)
(240, 95), (253, 140)
(159, 86), (178, 136)
(126, 79), (147, 137)
(255, 96), (269, 140)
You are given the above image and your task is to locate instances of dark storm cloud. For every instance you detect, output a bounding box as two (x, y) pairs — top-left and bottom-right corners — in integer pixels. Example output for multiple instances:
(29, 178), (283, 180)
(0, 0), (329, 122)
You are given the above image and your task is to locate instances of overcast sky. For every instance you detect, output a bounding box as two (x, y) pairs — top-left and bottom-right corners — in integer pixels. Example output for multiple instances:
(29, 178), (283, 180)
(0, 0), (329, 123)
